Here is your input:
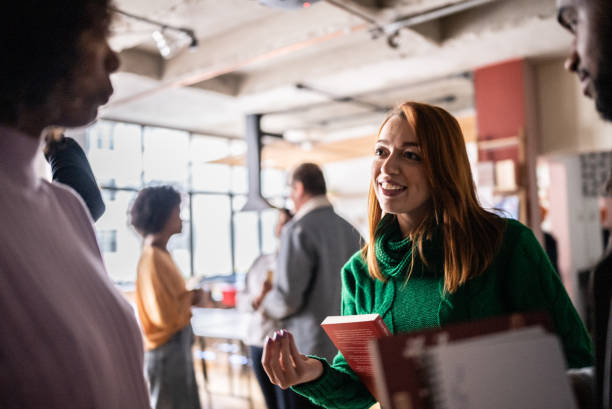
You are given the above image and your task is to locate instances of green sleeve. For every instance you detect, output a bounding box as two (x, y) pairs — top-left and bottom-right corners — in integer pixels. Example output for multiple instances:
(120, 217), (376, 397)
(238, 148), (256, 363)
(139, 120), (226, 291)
(506, 223), (594, 368)
(292, 253), (377, 409)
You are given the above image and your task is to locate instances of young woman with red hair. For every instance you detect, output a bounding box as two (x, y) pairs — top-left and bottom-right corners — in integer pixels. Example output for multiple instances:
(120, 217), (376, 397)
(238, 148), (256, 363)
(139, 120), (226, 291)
(261, 102), (593, 409)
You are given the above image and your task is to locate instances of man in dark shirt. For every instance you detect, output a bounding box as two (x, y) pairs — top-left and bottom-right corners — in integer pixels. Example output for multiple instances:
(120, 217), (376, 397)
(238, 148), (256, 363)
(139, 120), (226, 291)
(557, 1), (612, 406)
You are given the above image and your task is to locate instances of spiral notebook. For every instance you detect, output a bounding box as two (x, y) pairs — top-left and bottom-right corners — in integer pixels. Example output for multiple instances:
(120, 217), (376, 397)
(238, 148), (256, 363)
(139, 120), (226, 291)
(423, 328), (577, 409)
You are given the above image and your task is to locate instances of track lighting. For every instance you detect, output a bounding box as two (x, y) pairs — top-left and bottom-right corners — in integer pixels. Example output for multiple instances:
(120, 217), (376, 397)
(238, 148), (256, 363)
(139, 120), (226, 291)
(112, 7), (198, 59)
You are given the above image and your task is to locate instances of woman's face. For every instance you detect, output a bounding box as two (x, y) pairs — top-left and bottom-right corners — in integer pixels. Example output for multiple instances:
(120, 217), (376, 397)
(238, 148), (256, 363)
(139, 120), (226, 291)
(164, 205), (183, 236)
(372, 115), (431, 233)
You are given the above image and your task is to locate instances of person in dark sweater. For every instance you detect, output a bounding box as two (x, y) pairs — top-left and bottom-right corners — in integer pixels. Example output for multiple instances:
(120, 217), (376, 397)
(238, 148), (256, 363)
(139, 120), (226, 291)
(557, 1), (612, 406)
(261, 102), (593, 409)
(44, 130), (105, 221)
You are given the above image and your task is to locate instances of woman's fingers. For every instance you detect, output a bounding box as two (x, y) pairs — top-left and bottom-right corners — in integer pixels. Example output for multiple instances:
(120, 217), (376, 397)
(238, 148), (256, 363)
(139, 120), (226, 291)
(262, 330), (295, 389)
(262, 332), (283, 386)
(279, 330), (298, 375)
(262, 330), (324, 389)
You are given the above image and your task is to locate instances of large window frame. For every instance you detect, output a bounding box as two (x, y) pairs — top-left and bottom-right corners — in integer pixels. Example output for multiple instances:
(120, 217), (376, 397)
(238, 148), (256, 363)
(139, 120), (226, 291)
(86, 119), (286, 284)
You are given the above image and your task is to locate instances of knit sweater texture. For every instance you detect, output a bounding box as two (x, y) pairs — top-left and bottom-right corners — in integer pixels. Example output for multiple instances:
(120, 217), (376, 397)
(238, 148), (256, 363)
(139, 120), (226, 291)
(293, 218), (593, 409)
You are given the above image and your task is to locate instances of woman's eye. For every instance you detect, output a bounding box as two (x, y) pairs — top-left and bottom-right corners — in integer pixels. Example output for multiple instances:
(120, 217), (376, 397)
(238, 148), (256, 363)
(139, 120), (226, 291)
(403, 151), (421, 161)
(374, 148), (385, 156)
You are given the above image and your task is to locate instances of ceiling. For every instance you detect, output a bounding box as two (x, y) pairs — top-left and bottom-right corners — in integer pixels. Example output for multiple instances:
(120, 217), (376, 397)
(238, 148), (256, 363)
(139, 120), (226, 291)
(102, 0), (570, 162)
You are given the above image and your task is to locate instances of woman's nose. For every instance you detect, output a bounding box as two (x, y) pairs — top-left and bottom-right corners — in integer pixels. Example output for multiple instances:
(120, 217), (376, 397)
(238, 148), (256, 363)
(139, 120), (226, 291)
(381, 153), (399, 174)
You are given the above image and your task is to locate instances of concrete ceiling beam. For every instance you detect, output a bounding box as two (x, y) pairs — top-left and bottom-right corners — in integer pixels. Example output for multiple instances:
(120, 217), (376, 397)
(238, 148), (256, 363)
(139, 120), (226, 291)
(190, 74), (245, 97)
(118, 48), (163, 79)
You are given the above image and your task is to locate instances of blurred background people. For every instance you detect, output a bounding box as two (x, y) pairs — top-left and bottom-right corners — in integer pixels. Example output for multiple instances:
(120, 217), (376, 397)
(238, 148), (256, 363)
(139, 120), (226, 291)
(0, 0), (151, 407)
(130, 186), (203, 409)
(237, 208), (293, 409)
(540, 205), (560, 275)
(261, 162), (363, 409)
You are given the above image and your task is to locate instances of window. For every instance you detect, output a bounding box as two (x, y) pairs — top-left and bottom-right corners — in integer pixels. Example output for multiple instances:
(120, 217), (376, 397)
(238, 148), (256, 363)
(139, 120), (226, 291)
(94, 190), (141, 283)
(192, 195), (232, 276)
(232, 196), (260, 274)
(85, 120), (286, 283)
(97, 230), (117, 253)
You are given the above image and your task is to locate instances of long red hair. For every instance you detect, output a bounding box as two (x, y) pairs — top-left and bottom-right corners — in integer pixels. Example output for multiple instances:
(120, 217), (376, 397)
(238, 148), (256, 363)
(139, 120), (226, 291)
(361, 102), (504, 293)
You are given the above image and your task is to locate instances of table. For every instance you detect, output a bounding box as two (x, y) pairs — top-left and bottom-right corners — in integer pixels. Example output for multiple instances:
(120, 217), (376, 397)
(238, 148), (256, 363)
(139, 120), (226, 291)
(191, 308), (253, 408)
(191, 307), (249, 340)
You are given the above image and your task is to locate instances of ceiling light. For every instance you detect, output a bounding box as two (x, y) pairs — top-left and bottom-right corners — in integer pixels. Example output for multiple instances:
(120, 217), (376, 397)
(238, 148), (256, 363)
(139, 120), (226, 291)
(112, 7), (198, 59)
(152, 28), (193, 59)
(258, 0), (321, 10)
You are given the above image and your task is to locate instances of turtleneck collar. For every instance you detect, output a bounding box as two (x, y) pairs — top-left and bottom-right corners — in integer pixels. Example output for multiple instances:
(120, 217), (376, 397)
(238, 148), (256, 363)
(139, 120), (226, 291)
(374, 214), (443, 280)
(0, 125), (42, 189)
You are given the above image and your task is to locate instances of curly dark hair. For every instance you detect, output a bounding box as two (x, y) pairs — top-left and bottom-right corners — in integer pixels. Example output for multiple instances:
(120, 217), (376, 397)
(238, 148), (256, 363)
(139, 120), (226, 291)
(130, 186), (182, 236)
(0, 0), (112, 123)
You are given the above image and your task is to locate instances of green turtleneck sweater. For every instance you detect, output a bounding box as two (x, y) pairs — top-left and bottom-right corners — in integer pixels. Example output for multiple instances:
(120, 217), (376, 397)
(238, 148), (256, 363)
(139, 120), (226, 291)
(292, 218), (593, 409)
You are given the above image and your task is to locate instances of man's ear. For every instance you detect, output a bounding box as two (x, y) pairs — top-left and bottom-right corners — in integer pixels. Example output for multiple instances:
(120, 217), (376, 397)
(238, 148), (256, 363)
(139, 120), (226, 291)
(293, 181), (305, 197)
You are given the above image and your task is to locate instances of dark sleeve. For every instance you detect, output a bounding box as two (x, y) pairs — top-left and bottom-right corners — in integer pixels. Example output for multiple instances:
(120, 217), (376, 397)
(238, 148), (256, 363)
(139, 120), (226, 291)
(261, 224), (315, 320)
(45, 137), (105, 221)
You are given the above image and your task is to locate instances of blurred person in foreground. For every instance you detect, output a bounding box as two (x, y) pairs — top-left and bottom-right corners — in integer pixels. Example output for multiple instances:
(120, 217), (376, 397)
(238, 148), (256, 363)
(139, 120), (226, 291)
(262, 102), (593, 409)
(0, 0), (150, 407)
(237, 208), (293, 409)
(130, 186), (203, 409)
(261, 163), (363, 409)
(557, 0), (612, 406)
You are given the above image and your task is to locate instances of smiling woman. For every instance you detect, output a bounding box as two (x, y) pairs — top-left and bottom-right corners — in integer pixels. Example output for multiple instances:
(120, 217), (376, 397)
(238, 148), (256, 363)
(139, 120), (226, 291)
(261, 102), (594, 409)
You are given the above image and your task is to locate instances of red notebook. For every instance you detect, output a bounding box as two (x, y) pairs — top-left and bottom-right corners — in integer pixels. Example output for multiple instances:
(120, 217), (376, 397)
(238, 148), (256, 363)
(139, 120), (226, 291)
(321, 313), (391, 399)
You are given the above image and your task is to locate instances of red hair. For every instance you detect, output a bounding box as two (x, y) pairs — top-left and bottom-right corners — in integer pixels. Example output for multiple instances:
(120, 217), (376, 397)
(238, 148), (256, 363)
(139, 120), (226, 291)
(361, 102), (504, 293)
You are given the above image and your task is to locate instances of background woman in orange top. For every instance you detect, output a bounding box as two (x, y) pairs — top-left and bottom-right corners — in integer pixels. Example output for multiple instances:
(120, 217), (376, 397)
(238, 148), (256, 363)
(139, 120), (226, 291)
(130, 186), (203, 409)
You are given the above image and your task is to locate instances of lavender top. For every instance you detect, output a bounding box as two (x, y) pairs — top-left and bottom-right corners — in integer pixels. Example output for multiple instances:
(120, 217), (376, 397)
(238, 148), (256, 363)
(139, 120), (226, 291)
(0, 126), (150, 408)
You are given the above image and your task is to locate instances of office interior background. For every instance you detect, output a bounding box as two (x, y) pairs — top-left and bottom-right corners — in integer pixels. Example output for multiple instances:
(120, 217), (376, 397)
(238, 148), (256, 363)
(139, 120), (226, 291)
(36, 0), (612, 406)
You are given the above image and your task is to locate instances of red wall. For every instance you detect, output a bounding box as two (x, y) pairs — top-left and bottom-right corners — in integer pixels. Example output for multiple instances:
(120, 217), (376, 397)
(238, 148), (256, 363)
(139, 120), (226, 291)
(474, 59), (525, 162)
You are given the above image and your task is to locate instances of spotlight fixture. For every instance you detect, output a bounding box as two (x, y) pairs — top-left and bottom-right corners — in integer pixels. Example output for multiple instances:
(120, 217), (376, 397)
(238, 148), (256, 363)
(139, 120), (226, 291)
(258, 0), (321, 10)
(151, 28), (195, 59)
(112, 7), (198, 59)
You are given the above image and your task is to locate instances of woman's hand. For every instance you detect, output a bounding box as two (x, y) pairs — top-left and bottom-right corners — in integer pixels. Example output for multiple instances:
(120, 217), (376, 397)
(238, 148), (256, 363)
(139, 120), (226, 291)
(262, 330), (324, 389)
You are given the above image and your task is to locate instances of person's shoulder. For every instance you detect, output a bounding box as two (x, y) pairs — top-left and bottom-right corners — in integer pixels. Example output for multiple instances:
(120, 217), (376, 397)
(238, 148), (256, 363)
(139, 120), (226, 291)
(138, 246), (172, 272)
(502, 218), (535, 243)
(342, 250), (368, 274)
(297, 206), (333, 223)
(248, 253), (276, 273)
(44, 179), (92, 223)
(498, 218), (543, 264)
